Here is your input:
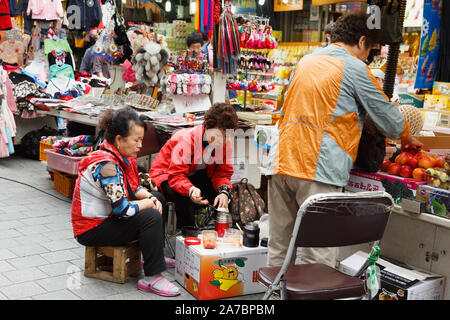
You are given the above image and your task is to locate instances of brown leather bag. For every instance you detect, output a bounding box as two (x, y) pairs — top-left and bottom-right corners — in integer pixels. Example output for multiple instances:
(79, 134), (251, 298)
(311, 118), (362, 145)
(231, 178), (265, 227)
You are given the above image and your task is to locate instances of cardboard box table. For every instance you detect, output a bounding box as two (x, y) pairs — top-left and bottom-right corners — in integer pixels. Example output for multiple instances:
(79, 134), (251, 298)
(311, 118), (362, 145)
(339, 251), (445, 300)
(175, 236), (268, 300)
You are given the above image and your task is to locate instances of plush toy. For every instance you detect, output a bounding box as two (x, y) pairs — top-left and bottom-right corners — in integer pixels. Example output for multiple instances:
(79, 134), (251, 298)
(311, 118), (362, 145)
(176, 74), (183, 95)
(205, 75), (211, 94)
(131, 41), (171, 86)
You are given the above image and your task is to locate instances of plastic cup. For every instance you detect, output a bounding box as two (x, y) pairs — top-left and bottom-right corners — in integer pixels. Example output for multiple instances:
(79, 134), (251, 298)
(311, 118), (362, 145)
(202, 230), (218, 249)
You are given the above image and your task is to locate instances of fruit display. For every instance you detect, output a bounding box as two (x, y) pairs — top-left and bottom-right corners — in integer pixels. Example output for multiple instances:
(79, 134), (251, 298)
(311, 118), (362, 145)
(425, 163), (450, 190)
(382, 147), (448, 182)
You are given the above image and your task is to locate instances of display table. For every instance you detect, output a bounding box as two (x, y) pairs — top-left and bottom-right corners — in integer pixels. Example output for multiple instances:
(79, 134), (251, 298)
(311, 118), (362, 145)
(175, 236), (268, 300)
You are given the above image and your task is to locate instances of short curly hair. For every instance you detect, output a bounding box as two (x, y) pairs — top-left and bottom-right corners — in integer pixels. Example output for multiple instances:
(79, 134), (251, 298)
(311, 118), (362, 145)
(330, 11), (382, 49)
(204, 103), (238, 130)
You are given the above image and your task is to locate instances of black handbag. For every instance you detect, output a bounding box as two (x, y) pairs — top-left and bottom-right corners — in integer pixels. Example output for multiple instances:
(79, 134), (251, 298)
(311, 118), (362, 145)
(354, 117), (386, 173)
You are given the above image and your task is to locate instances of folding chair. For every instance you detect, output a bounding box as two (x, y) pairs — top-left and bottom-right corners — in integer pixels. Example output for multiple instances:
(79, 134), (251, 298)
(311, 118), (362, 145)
(258, 191), (394, 300)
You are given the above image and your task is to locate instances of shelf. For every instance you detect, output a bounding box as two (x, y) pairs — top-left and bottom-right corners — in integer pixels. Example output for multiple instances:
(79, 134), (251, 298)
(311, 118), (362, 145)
(392, 205), (450, 230)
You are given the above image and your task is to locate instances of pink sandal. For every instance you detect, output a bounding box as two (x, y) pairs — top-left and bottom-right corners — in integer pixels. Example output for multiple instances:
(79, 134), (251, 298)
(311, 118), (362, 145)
(138, 276), (181, 297)
(141, 257), (175, 269)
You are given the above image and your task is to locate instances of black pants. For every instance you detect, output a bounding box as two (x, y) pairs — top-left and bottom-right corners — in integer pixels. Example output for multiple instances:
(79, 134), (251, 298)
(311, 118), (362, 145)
(161, 169), (217, 228)
(76, 192), (168, 277)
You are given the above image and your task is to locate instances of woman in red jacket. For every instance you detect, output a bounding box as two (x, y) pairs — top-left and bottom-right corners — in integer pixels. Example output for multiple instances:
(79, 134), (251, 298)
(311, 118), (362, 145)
(149, 103), (238, 227)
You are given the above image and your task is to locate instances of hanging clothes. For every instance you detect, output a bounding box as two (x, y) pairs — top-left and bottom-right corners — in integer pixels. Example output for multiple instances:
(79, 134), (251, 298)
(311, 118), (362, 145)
(0, 0), (12, 30)
(0, 67), (16, 158)
(27, 0), (63, 21)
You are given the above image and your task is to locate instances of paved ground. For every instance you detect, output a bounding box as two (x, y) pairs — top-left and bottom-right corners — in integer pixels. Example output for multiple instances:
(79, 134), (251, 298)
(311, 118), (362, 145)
(0, 154), (263, 300)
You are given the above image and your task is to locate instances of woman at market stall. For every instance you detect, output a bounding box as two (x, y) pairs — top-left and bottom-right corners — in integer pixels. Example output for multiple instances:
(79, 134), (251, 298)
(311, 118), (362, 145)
(149, 103), (238, 228)
(71, 106), (181, 297)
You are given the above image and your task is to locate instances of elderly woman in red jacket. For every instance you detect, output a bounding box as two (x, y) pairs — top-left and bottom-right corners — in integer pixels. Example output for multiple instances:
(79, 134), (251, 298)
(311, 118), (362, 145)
(149, 103), (238, 227)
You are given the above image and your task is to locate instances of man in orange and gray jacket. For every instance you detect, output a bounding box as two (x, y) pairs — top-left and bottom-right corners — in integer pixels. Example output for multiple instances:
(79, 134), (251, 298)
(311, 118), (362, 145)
(266, 11), (423, 268)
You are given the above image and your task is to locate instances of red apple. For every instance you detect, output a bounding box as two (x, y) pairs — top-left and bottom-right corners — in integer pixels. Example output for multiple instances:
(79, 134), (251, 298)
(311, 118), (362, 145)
(418, 156), (433, 169)
(406, 156), (418, 169)
(395, 152), (412, 165)
(388, 163), (401, 176)
(428, 155), (437, 167)
(402, 144), (420, 155)
(416, 151), (427, 159)
(399, 165), (413, 178)
(412, 168), (426, 181)
(435, 157), (445, 168)
(381, 159), (392, 172)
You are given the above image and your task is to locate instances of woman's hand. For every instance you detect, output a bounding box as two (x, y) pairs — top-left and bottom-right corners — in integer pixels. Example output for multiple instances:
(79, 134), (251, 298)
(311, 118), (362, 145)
(214, 193), (229, 209)
(190, 187), (209, 205)
(149, 196), (163, 215)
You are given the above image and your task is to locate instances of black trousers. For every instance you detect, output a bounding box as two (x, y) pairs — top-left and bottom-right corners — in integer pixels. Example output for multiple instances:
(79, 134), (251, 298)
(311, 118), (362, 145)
(160, 169), (217, 228)
(76, 192), (168, 277)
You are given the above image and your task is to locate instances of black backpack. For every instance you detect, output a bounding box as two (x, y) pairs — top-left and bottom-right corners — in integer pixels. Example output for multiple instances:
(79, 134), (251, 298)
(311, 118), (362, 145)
(20, 126), (59, 160)
(354, 117), (386, 173)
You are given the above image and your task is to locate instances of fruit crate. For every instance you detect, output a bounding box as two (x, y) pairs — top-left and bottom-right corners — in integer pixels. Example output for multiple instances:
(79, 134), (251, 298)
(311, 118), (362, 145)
(45, 149), (86, 175)
(39, 141), (53, 162)
(54, 170), (77, 198)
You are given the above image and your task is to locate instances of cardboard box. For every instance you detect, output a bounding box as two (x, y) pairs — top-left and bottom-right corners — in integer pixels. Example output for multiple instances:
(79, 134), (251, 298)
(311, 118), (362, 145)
(433, 82), (450, 96)
(416, 185), (450, 219)
(175, 236), (268, 300)
(423, 94), (449, 111)
(415, 136), (450, 149)
(345, 169), (427, 200)
(398, 93), (424, 108)
(339, 251), (445, 300)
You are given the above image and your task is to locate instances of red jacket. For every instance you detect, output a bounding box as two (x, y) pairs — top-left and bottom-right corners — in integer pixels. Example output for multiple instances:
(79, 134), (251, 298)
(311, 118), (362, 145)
(71, 140), (140, 237)
(149, 125), (234, 197)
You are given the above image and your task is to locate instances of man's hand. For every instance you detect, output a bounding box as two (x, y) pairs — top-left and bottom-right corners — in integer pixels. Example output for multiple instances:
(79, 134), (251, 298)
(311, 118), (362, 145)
(401, 134), (424, 150)
(190, 187), (208, 205)
(214, 193), (229, 209)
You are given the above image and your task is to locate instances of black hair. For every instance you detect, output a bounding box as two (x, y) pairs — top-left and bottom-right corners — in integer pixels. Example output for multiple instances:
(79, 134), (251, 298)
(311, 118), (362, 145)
(186, 32), (203, 48)
(98, 106), (147, 144)
(331, 11), (382, 49)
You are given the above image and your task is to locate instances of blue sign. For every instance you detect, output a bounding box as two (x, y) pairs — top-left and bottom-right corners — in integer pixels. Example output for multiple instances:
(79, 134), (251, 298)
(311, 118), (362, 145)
(231, 0), (257, 13)
(415, 0), (442, 90)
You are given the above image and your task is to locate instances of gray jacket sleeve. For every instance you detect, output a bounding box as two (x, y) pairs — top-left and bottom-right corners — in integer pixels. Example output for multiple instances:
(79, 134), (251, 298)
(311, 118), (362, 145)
(352, 63), (408, 139)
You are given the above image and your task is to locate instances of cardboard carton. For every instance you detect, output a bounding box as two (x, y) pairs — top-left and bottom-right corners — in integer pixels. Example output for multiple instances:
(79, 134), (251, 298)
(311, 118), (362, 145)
(433, 82), (450, 96)
(339, 251), (445, 300)
(398, 93), (424, 108)
(175, 236), (268, 300)
(345, 169), (426, 200)
(416, 185), (450, 219)
(424, 94), (449, 111)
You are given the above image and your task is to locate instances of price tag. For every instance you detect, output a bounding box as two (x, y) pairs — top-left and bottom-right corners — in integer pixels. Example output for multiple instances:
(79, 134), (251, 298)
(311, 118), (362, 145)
(172, 95), (212, 113)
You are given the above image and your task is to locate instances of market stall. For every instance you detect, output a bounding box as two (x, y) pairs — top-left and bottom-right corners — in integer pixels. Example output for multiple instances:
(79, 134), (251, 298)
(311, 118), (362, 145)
(1, 0), (449, 301)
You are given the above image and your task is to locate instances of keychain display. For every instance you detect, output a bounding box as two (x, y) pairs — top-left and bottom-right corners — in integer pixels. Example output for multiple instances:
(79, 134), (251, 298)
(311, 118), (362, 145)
(168, 50), (211, 74)
(164, 73), (212, 95)
(227, 79), (274, 93)
(239, 54), (273, 72)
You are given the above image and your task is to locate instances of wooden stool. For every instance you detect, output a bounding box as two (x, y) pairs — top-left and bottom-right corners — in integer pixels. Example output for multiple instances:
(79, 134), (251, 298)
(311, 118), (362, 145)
(84, 241), (141, 284)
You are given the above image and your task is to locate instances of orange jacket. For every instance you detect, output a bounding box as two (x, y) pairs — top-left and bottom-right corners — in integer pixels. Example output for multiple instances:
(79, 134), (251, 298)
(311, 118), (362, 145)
(266, 44), (410, 187)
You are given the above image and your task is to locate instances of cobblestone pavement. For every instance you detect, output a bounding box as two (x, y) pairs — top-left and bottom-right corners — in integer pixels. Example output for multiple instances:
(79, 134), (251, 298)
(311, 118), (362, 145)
(0, 155), (263, 300)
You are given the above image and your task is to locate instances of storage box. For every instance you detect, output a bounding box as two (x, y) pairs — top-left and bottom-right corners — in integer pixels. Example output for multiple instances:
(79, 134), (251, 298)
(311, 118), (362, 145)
(45, 149), (86, 175)
(416, 185), (450, 219)
(345, 169), (427, 200)
(339, 251), (445, 300)
(39, 141), (53, 162)
(53, 170), (77, 198)
(175, 236), (268, 300)
(432, 82), (450, 96)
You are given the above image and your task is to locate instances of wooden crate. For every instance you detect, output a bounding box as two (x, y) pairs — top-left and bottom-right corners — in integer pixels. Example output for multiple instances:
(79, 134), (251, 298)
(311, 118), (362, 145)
(84, 241), (141, 284)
